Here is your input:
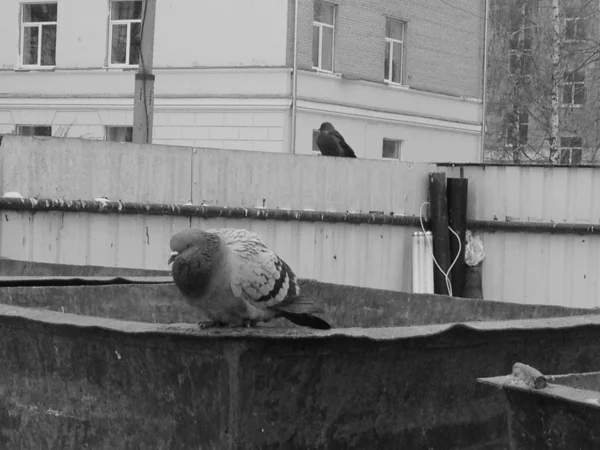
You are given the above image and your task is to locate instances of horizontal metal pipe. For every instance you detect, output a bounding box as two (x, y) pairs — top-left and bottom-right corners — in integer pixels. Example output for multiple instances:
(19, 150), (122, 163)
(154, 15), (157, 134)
(437, 162), (600, 169)
(0, 197), (424, 227)
(468, 219), (600, 235)
(1, 197), (599, 235)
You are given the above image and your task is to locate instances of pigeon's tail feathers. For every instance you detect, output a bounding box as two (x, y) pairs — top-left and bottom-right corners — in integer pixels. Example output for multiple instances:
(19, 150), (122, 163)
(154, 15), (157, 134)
(279, 311), (332, 330)
(270, 295), (331, 329)
(272, 294), (323, 315)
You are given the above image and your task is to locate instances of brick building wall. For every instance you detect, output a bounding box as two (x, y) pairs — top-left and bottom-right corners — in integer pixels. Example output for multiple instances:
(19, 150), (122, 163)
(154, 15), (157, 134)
(288, 0), (484, 99)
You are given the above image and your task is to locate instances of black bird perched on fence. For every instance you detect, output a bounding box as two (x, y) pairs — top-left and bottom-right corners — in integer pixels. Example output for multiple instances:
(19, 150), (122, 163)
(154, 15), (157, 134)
(316, 122), (357, 158)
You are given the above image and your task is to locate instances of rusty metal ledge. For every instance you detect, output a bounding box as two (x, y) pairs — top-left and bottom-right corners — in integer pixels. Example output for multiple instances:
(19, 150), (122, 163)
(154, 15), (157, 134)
(0, 276), (174, 287)
(2, 304), (600, 342)
(478, 374), (600, 410)
(0, 197), (424, 227)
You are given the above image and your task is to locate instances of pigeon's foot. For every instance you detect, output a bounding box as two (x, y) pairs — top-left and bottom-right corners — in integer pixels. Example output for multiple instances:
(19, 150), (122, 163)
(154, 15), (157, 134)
(197, 320), (227, 329)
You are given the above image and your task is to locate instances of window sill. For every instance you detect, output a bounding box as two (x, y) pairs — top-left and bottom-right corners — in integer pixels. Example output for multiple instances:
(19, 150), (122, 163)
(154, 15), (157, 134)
(311, 68), (342, 79)
(14, 66), (56, 72)
(560, 104), (583, 108)
(384, 80), (409, 90)
(104, 65), (140, 71)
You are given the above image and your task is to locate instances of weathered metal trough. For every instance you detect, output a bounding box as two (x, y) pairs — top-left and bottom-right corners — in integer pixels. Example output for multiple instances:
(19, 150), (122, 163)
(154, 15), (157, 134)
(2, 257), (600, 449)
(478, 363), (600, 449)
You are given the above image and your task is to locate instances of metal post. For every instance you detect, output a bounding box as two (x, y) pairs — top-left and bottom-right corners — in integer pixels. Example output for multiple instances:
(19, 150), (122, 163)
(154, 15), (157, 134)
(133, 0), (157, 144)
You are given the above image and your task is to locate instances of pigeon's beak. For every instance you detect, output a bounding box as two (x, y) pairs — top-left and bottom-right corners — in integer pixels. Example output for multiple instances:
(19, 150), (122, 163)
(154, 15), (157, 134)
(167, 251), (178, 265)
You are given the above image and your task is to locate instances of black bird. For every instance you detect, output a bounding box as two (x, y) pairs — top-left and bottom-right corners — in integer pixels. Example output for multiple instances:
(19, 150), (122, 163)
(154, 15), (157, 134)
(316, 122), (357, 158)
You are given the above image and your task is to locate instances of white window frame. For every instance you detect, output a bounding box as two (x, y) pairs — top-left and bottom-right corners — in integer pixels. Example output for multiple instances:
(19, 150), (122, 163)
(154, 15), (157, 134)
(382, 138), (402, 160)
(561, 70), (585, 107)
(312, 1), (335, 72)
(108, 0), (142, 68)
(311, 129), (321, 154)
(559, 137), (583, 165)
(384, 19), (405, 85)
(564, 8), (585, 42)
(20, 2), (57, 68)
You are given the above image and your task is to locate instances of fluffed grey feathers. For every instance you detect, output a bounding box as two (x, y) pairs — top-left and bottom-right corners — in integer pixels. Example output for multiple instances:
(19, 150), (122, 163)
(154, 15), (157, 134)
(168, 228), (331, 330)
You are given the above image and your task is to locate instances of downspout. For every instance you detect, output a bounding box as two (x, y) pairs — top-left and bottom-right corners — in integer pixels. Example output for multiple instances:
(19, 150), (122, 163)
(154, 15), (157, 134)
(290, 0), (299, 154)
(480, 0), (490, 163)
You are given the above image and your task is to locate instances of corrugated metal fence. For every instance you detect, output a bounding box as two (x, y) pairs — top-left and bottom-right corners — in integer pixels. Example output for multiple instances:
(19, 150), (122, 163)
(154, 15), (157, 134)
(2, 135), (600, 307)
(0, 135), (433, 292)
(441, 164), (600, 308)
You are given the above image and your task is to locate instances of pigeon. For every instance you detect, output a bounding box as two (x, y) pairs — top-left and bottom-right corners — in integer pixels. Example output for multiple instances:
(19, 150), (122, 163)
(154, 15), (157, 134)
(316, 122), (357, 158)
(168, 228), (332, 330)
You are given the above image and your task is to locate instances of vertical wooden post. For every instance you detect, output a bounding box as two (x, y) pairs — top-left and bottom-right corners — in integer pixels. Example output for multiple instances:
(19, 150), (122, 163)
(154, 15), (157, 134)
(428, 172), (451, 296)
(133, 0), (157, 144)
(447, 178), (468, 298)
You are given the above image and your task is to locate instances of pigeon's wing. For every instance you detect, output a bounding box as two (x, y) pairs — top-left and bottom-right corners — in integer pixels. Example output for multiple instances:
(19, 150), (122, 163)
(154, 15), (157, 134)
(217, 229), (300, 308)
(330, 130), (357, 158)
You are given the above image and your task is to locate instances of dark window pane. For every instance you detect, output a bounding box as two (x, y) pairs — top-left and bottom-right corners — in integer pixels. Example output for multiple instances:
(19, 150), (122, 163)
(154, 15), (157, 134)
(41, 24), (56, 65)
(574, 84), (585, 104)
(391, 41), (402, 83)
(321, 26), (333, 71)
(19, 126), (51, 136)
(518, 125), (528, 145)
(565, 19), (576, 40)
(560, 137), (572, 147)
(23, 26), (38, 65)
(129, 22), (141, 65)
(509, 53), (517, 74)
(111, 1), (142, 20)
(23, 3), (57, 22)
(574, 69), (585, 82)
(111, 24), (127, 64)
(564, 71), (574, 82)
(107, 126), (133, 142)
(563, 85), (573, 104)
(577, 20), (586, 39)
(312, 26), (319, 67)
(521, 53), (532, 74)
(382, 139), (400, 159)
(386, 19), (404, 40)
(384, 41), (390, 80)
(559, 149), (571, 164)
(314, 1), (334, 25)
(571, 148), (583, 165)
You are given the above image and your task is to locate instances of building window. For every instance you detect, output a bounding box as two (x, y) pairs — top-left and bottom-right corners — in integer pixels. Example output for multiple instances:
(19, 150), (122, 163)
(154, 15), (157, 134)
(505, 112), (529, 147)
(382, 138), (401, 159)
(106, 126), (133, 142)
(312, 129), (321, 153)
(559, 137), (583, 165)
(562, 70), (585, 105)
(384, 18), (405, 84)
(21, 3), (57, 67)
(17, 125), (52, 136)
(509, 36), (532, 76)
(312, 1), (335, 72)
(565, 7), (586, 41)
(109, 1), (142, 66)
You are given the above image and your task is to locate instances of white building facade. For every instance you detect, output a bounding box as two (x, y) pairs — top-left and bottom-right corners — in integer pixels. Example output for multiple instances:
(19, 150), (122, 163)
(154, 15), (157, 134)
(0, 0), (486, 162)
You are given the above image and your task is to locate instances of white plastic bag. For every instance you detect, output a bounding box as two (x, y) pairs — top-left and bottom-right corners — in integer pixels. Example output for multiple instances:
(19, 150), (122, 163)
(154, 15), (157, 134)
(464, 230), (485, 267)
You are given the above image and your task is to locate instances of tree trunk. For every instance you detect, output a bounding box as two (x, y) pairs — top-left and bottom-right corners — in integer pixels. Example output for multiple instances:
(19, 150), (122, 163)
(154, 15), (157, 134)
(550, 0), (561, 162)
